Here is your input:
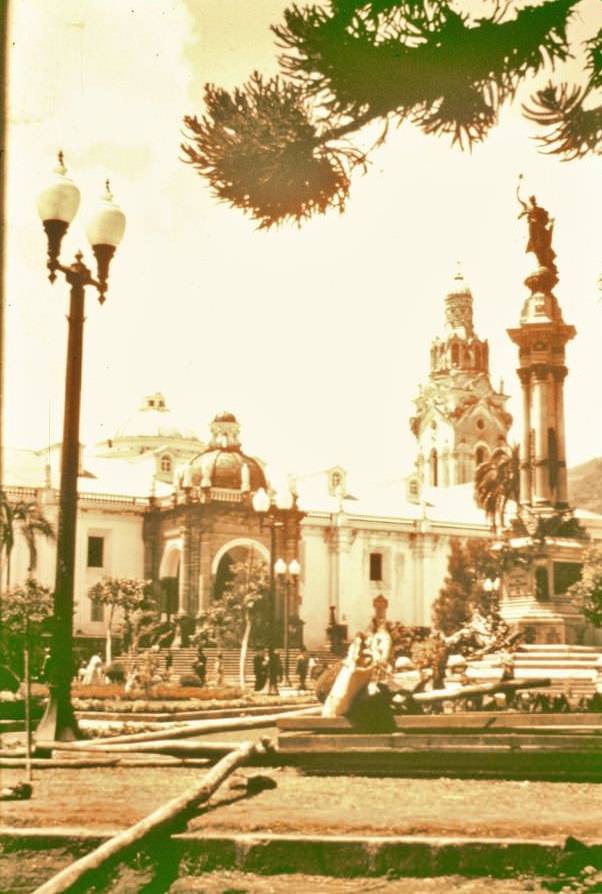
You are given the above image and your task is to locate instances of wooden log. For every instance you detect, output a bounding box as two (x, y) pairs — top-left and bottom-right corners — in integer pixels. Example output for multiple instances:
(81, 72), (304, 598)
(0, 757), (213, 769)
(50, 739), (239, 758)
(32, 738), (266, 894)
(41, 705), (320, 750)
(410, 677), (551, 703)
(0, 757), (120, 768)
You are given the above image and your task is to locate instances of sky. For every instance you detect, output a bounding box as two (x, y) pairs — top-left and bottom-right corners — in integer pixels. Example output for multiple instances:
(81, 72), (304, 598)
(4, 0), (602, 494)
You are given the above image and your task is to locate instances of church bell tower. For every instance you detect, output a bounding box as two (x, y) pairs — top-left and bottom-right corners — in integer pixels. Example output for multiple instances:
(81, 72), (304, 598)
(410, 269), (512, 489)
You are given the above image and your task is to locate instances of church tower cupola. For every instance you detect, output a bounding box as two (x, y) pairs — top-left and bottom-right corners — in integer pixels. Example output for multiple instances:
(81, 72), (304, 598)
(429, 269), (490, 378)
(209, 411), (241, 451)
(445, 269), (475, 338)
(410, 268), (512, 489)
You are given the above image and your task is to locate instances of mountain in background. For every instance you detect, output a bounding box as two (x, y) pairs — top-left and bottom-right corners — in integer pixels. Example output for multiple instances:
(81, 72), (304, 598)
(568, 458), (602, 515)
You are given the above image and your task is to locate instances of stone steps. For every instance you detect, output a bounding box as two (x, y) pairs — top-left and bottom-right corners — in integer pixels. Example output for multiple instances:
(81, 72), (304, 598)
(471, 643), (602, 696)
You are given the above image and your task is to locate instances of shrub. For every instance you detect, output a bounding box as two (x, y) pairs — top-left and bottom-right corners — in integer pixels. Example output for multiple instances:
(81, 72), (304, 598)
(105, 662), (126, 684)
(179, 675), (201, 688)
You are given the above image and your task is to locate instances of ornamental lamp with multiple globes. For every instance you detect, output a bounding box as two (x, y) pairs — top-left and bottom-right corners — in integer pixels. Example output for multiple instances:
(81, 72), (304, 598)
(275, 557), (301, 685)
(252, 487), (299, 654)
(35, 153), (126, 743)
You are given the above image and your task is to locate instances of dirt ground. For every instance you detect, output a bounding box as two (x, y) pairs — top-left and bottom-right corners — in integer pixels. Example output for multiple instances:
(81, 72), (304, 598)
(3, 757), (602, 893)
(2, 763), (602, 842)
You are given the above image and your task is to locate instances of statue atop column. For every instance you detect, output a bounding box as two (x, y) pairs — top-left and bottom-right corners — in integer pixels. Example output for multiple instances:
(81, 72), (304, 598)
(517, 177), (558, 285)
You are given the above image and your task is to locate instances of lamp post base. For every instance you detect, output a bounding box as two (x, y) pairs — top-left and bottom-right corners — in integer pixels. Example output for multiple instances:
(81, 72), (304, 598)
(35, 685), (81, 745)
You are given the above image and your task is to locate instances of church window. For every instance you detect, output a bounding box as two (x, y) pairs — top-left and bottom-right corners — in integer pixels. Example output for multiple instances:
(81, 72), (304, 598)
(90, 599), (104, 622)
(476, 418), (485, 430)
(87, 536), (104, 568)
(451, 343), (459, 366)
(369, 552), (383, 581)
(160, 454), (172, 473)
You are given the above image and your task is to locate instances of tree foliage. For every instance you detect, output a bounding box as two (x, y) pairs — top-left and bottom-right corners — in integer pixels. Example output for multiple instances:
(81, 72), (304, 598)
(0, 578), (53, 678)
(431, 537), (500, 635)
(474, 443), (520, 534)
(196, 559), (270, 648)
(567, 543), (602, 627)
(87, 576), (154, 660)
(182, 0), (600, 228)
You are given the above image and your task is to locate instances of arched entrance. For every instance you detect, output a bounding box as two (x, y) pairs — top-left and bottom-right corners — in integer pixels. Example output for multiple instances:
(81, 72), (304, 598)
(158, 539), (182, 616)
(211, 538), (268, 601)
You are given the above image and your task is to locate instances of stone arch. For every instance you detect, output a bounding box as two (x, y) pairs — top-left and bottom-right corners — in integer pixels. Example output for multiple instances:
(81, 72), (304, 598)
(158, 539), (182, 616)
(159, 538), (182, 578)
(211, 538), (269, 602)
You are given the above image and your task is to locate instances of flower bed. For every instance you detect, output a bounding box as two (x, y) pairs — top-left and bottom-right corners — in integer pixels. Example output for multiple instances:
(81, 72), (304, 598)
(70, 684), (316, 714)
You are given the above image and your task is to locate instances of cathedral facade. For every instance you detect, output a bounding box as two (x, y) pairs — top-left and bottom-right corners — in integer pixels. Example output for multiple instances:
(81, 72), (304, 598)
(4, 272), (602, 652)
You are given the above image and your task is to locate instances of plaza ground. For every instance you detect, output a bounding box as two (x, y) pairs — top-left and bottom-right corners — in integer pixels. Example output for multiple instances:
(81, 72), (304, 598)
(2, 760), (602, 893)
(2, 763), (602, 839)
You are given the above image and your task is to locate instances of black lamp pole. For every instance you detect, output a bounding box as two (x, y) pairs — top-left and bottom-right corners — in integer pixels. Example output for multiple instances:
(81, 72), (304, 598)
(36, 259), (88, 742)
(35, 156), (125, 743)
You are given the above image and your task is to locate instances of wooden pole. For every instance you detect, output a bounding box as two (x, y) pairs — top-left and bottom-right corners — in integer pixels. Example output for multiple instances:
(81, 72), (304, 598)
(39, 704), (320, 749)
(32, 739), (264, 894)
(23, 619), (33, 782)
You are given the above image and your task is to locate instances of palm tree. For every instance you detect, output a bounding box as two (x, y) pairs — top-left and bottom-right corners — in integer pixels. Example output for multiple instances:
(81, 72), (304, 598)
(0, 492), (55, 588)
(474, 445), (520, 534)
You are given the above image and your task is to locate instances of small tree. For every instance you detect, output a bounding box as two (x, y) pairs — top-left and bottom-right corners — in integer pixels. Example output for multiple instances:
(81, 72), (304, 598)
(567, 544), (602, 628)
(0, 578), (53, 680)
(431, 538), (500, 636)
(196, 558), (269, 691)
(87, 577), (151, 664)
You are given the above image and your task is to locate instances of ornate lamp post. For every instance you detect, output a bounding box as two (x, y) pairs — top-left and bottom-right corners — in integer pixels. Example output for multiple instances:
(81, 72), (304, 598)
(35, 153), (126, 743)
(251, 486), (294, 650)
(275, 557), (300, 686)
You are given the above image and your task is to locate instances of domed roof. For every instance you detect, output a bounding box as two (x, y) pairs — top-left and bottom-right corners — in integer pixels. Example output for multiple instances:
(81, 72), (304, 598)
(191, 448), (267, 491)
(114, 393), (199, 442)
(180, 411), (267, 492)
(444, 267), (475, 339)
(446, 269), (472, 300)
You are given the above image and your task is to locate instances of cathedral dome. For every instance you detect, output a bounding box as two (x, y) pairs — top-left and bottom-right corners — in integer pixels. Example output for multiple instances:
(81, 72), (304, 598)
(114, 392), (199, 442)
(191, 448), (267, 491)
(182, 412), (267, 492)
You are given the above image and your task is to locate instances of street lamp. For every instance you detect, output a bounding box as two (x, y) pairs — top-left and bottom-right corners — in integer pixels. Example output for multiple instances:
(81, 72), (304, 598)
(251, 486), (294, 650)
(275, 557), (300, 686)
(35, 153), (126, 743)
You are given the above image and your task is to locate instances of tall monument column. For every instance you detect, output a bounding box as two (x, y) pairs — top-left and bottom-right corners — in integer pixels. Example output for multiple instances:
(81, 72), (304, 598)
(507, 199), (575, 511)
(499, 188), (587, 644)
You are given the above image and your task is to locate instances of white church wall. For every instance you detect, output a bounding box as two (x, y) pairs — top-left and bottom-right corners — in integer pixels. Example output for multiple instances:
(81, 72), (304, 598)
(74, 505), (145, 638)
